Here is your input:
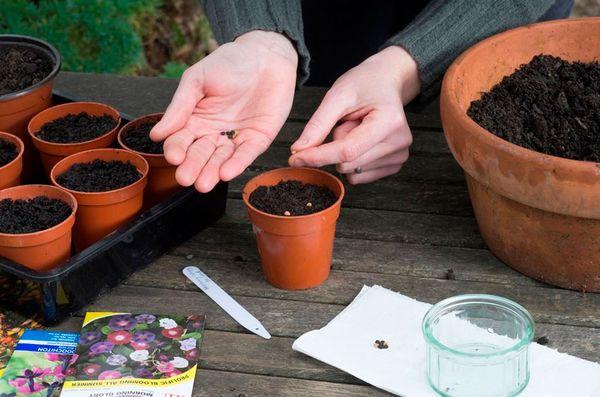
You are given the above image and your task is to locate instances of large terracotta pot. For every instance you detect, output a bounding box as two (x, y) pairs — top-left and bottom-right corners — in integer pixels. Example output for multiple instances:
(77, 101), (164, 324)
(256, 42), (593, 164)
(242, 167), (344, 290)
(50, 149), (148, 251)
(28, 102), (121, 176)
(441, 18), (600, 292)
(0, 35), (61, 179)
(0, 185), (77, 271)
(0, 132), (24, 190)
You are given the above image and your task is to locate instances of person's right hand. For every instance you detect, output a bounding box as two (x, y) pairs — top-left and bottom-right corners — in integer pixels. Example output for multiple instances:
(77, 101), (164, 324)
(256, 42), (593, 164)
(150, 30), (298, 192)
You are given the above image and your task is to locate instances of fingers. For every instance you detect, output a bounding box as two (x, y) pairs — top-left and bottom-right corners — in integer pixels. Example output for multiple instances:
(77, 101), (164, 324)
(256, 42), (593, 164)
(162, 126), (198, 166)
(346, 164), (403, 185)
(220, 132), (271, 181)
(337, 148), (409, 174)
(195, 144), (235, 193)
(175, 137), (216, 187)
(150, 66), (205, 142)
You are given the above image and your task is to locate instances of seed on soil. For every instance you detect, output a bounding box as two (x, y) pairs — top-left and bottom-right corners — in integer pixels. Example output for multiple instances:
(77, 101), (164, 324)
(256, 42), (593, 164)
(220, 130), (237, 140)
(0, 47), (53, 95)
(122, 121), (164, 154)
(185, 254), (194, 260)
(468, 55), (600, 162)
(35, 112), (118, 144)
(374, 339), (389, 349)
(0, 196), (72, 234)
(536, 336), (549, 346)
(249, 180), (337, 216)
(0, 138), (18, 167)
(56, 159), (142, 192)
(306, 202), (313, 208)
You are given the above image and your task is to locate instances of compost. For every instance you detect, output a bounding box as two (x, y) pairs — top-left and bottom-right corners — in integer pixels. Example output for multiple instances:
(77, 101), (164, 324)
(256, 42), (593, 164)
(122, 121), (163, 154)
(468, 55), (600, 162)
(36, 112), (117, 143)
(56, 159), (142, 192)
(0, 197), (71, 234)
(0, 47), (53, 95)
(249, 180), (337, 216)
(0, 139), (18, 167)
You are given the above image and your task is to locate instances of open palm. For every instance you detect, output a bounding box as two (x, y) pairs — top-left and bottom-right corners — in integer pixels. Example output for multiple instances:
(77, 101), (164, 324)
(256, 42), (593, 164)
(150, 31), (298, 192)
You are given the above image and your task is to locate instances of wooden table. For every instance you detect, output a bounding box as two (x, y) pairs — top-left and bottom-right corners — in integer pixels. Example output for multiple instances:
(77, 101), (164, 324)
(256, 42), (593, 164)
(53, 72), (600, 396)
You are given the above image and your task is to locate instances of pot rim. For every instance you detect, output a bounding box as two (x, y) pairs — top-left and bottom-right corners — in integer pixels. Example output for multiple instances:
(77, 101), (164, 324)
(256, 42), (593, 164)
(0, 34), (61, 102)
(49, 148), (149, 197)
(242, 167), (345, 220)
(443, 17), (600, 173)
(28, 101), (122, 148)
(117, 112), (166, 159)
(0, 184), (77, 239)
(0, 131), (25, 170)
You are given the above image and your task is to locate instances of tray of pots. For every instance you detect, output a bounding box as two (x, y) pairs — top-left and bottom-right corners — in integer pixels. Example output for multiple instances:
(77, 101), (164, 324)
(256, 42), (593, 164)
(0, 34), (228, 324)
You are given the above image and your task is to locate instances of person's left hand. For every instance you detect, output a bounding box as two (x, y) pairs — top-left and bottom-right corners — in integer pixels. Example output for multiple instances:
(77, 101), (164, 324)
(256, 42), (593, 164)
(289, 46), (421, 184)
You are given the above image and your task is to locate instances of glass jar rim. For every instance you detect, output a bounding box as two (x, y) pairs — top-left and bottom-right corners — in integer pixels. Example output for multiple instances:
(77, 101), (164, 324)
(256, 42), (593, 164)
(422, 294), (535, 358)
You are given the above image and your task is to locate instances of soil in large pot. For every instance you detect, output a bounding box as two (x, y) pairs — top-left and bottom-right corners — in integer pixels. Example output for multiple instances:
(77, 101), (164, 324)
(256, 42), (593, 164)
(468, 54), (599, 162)
(0, 196), (72, 234)
(249, 180), (338, 216)
(0, 46), (53, 95)
(0, 138), (18, 167)
(56, 159), (142, 192)
(121, 120), (164, 154)
(35, 112), (118, 144)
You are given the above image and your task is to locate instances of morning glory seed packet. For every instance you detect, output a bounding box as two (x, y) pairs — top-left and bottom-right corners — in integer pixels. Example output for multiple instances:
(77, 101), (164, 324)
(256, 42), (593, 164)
(60, 312), (205, 397)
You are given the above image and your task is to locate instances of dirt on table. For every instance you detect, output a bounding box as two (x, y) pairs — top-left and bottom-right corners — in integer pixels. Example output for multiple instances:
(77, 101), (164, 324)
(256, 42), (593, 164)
(56, 159), (142, 192)
(0, 46), (53, 96)
(35, 112), (118, 144)
(0, 138), (18, 167)
(0, 196), (72, 234)
(467, 54), (600, 162)
(122, 121), (164, 154)
(249, 180), (337, 216)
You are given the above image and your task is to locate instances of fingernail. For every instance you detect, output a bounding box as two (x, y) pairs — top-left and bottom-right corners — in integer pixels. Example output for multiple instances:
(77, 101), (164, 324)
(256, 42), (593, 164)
(291, 149), (297, 155)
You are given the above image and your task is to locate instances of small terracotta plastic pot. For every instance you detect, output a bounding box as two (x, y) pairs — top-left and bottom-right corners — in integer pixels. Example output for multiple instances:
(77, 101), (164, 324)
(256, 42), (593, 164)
(0, 184), (77, 271)
(441, 18), (600, 292)
(50, 148), (148, 251)
(0, 35), (61, 179)
(242, 167), (345, 290)
(118, 113), (182, 208)
(28, 102), (121, 176)
(0, 132), (24, 190)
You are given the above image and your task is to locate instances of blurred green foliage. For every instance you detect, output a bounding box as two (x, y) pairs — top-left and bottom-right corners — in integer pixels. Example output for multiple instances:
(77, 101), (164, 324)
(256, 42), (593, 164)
(160, 61), (188, 78)
(0, 0), (160, 74)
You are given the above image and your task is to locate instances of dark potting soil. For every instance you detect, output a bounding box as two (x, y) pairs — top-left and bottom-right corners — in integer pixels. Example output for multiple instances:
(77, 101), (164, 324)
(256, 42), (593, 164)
(35, 112), (118, 144)
(56, 159), (142, 192)
(468, 55), (600, 162)
(0, 138), (18, 167)
(0, 47), (53, 96)
(122, 121), (163, 154)
(249, 180), (337, 216)
(0, 196), (72, 234)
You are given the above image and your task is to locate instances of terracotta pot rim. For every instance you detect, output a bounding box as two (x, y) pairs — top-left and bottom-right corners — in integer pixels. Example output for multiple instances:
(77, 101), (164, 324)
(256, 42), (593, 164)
(0, 34), (61, 102)
(28, 102), (122, 148)
(242, 167), (345, 220)
(0, 184), (77, 239)
(117, 113), (166, 159)
(0, 131), (24, 171)
(443, 17), (600, 174)
(49, 148), (149, 197)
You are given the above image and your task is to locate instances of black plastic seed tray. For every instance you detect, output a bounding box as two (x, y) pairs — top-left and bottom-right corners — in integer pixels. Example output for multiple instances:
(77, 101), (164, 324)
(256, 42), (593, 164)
(0, 91), (228, 324)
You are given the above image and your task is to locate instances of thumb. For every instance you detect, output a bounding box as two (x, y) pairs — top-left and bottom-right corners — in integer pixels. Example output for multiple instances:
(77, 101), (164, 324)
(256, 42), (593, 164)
(150, 67), (205, 142)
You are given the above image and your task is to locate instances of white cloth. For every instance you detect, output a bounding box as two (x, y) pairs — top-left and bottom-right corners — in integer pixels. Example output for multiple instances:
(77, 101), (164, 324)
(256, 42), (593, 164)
(292, 285), (600, 396)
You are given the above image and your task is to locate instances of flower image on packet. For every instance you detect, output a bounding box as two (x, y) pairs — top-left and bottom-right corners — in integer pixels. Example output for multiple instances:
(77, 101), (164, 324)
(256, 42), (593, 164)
(0, 329), (79, 397)
(61, 312), (205, 397)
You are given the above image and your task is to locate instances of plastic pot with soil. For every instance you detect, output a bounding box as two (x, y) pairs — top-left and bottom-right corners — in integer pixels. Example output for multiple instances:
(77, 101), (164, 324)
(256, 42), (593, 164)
(50, 148), (148, 251)
(28, 102), (121, 175)
(0, 131), (24, 190)
(242, 167), (344, 290)
(118, 112), (182, 208)
(0, 184), (77, 271)
(441, 18), (600, 292)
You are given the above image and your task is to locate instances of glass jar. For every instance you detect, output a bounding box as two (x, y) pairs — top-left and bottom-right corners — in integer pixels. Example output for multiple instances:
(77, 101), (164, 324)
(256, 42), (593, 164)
(422, 294), (534, 397)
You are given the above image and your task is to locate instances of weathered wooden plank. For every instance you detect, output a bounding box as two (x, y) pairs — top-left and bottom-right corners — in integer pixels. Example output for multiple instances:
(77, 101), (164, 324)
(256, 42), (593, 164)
(220, 199), (484, 249)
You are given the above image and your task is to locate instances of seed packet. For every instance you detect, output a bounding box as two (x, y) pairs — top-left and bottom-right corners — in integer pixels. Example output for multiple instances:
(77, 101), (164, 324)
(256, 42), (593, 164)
(0, 329), (79, 396)
(61, 312), (205, 397)
(0, 308), (44, 377)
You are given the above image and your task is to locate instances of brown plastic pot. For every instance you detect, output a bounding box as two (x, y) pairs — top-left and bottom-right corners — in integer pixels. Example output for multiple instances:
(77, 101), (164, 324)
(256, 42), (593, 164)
(50, 148), (148, 251)
(0, 132), (24, 190)
(118, 113), (182, 208)
(441, 18), (600, 292)
(242, 167), (345, 290)
(28, 102), (121, 176)
(0, 35), (61, 179)
(0, 184), (77, 271)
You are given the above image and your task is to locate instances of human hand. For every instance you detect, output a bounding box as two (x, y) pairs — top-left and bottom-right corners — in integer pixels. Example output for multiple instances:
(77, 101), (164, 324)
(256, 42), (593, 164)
(289, 46), (421, 184)
(150, 30), (298, 192)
